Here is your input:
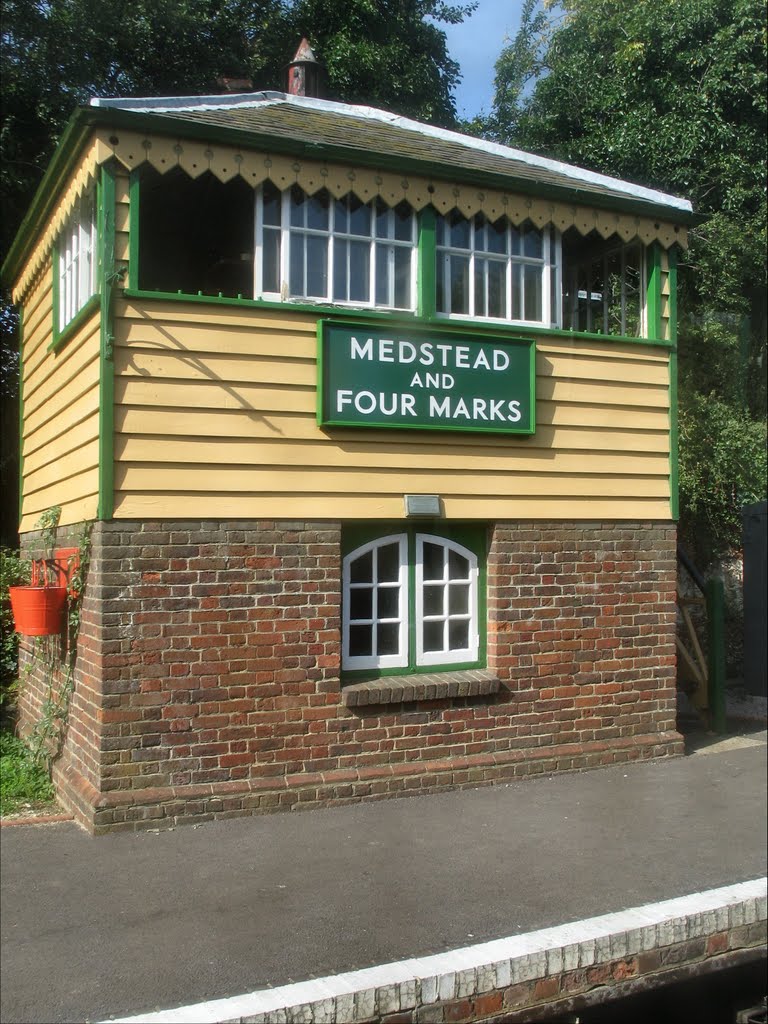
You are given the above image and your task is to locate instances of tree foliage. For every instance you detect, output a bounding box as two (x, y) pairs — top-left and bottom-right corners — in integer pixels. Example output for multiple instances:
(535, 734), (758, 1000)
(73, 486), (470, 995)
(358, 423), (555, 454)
(486, 0), (767, 563)
(1, 0), (473, 255)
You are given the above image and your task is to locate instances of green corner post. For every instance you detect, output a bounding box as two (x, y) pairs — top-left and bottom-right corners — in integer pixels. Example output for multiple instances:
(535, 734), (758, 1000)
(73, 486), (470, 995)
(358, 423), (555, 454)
(417, 205), (436, 320)
(97, 162), (117, 521)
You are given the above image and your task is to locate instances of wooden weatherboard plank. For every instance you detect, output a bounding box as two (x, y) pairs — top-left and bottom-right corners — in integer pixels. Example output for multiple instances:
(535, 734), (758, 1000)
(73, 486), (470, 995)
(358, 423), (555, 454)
(318, 320), (536, 435)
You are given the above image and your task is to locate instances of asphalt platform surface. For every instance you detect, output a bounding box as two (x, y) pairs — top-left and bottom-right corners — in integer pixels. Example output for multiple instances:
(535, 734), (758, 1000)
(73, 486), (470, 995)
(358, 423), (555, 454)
(1, 726), (766, 1024)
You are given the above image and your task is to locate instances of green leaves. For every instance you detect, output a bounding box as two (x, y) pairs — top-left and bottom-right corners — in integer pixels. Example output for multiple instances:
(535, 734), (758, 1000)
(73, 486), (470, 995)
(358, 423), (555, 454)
(489, 0), (767, 562)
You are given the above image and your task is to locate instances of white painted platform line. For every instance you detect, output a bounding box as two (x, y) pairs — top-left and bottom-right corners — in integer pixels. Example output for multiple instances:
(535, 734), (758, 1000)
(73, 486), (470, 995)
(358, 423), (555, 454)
(100, 877), (768, 1024)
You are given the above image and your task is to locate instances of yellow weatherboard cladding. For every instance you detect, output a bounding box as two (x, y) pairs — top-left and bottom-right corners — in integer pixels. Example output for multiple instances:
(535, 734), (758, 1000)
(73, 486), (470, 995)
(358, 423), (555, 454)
(19, 259), (101, 531)
(16, 146), (676, 529)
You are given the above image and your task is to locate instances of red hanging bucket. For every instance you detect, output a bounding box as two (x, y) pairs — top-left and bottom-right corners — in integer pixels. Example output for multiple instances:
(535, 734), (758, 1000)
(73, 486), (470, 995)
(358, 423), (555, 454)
(8, 585), (68, 636)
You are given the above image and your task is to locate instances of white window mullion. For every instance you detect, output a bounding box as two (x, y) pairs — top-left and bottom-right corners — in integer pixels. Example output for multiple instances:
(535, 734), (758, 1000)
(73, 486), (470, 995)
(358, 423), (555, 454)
(542, 228), (551, 327)
(254, 189), (263, 298)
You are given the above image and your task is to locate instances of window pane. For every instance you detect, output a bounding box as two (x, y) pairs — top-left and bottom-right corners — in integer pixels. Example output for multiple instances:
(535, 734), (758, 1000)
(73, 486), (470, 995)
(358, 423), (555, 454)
(511, 264), (522, 320)
(375, 244), (389, 305)
(590, 260), (604, 332)
(289, 234), (305, 295)
(624, 247), (642, 336)
(374, 199), (391, 239)
(263, 183), (281, 226)
(334, 197), (349, 233)
(423, 542), (444, 580)
(448, 621), (469, 650)
(350, 587), (373, 620)
(488, 260), (506, 318)
(394, 247), (411, 308)
(263, 228), (280, 293)
(449, 211), (470, 249)
(348, 194), (370, 236)
(333, 238), (348, 301)
(349, 624), (372, 657)
(523, 225), (543, 259)
(377, 622), (399, 656)
(349, 240), (370, 301)
(394, 202), (413, 241)
(377, 586), (399, 618)
(306, 234), (328, 297)
(448, 548), (470, 579)
(510, 223), (521, 256)
(423, 620), (443, 653)
(350, 549), (373, 584)
(524, 263), (542, 321)
(474, 259), (486, 316)
(423, 585), (444, 615)
(307, 191), (329, 231)
(377, 542), (400, 582)
(290, 185), (305, 227)
(487, 217), (507, 254)
(606, 249), (622, 335)
(449, 583), (469, 614)
(450, 255), (470, 314)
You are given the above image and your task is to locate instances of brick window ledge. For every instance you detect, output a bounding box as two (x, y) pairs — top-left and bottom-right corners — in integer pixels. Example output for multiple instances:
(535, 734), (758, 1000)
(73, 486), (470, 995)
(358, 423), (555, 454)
(342, 669), (501, 707)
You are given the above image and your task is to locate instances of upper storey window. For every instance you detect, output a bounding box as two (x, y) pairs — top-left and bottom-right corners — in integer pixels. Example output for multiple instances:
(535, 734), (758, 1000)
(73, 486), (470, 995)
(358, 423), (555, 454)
(57, 187), (97, 332)
(136, 168), (416, 311)
(436, 212), (561, 327)
(257, 183), (416, 309)
(561, 233), (645, 337)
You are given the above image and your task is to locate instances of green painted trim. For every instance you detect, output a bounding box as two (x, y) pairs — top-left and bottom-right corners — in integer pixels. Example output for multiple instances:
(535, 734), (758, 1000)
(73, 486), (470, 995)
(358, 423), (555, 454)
(417, 206), (436, 319)
(47, 293), (100, 353)
(17, 308), (25, 528)
(123, 287), (674, 349)
(668, 247), (679, 520)
(128, 170), (141, 291)
(98, 164), (116, 521)
(51, 244), (61, 343)
(646, 243), (662, 341)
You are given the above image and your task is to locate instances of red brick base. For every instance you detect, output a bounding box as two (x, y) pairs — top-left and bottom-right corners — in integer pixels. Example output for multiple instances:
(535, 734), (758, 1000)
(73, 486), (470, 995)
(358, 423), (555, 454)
(18, 519), (683, 833)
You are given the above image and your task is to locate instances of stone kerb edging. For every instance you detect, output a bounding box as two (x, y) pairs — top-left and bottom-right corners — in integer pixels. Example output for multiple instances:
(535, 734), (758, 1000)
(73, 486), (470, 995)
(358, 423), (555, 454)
(103, 878), (767, 1024)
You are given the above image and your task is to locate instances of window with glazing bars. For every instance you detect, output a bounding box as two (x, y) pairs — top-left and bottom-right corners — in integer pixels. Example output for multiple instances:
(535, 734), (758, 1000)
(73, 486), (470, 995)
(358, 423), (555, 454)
(562, 241), (644, 337)
(257, 183), (416, 309)
(57, 188), (97, 332)
(342, 530), (481, 673)
(436, 212), (561, 326)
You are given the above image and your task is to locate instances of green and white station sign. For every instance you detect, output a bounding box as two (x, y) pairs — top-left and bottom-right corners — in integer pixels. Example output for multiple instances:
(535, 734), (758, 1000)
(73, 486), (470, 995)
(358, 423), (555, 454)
(318, 321), (535, 435)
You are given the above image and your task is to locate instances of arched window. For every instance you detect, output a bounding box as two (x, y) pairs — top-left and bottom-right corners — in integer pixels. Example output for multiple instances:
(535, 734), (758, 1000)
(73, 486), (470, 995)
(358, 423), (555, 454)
(343, 529), (482, 673)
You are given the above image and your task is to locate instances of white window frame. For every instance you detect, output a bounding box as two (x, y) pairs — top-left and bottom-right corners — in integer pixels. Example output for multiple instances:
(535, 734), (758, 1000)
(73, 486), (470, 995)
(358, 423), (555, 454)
(57, 187), (97, 333)
(342, 534), (409, 671)
(255, 185), (417, 311)
(436, 213), (561, 328)
(415, 534), (479, 667)
(342, 532), (480, 673)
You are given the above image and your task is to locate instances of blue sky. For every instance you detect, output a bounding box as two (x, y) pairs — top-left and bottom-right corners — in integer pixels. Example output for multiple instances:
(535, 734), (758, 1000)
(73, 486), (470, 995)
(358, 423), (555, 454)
(441, 0), (527, 119)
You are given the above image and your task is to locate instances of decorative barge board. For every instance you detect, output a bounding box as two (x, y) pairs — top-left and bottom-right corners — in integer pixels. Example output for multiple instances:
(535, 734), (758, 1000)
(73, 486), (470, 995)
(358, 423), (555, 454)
(2, 87), (695, 833)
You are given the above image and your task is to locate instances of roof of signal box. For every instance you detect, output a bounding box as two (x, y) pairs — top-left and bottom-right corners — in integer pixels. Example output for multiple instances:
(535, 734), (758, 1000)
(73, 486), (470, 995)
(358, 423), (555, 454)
(2, 89), (697, 289)
(89, 91), (693, 218)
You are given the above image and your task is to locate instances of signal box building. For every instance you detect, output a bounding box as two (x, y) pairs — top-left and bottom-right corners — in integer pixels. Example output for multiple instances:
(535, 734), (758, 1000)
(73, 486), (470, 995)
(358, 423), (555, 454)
(4, 88), (694, 832)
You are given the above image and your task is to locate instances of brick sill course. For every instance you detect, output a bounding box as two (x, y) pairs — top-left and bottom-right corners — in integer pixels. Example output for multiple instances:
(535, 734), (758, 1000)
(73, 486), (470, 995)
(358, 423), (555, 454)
(54, 730), (684, 834)
(342, 669), (501, 707)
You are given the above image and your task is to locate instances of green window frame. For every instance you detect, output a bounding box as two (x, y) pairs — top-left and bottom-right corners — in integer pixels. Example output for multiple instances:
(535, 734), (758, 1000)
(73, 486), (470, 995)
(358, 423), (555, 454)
(53, 185), (99, 345)
(341, 524), (487, 677)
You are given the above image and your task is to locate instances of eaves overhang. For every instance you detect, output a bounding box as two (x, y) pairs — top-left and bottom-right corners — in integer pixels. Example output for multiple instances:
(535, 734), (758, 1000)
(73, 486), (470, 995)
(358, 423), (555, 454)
(2, 101), (702, 293)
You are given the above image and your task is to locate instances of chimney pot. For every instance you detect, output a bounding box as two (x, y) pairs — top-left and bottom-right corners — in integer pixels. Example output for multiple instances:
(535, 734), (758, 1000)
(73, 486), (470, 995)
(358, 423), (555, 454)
(287, 38), (324, 98)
